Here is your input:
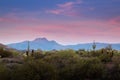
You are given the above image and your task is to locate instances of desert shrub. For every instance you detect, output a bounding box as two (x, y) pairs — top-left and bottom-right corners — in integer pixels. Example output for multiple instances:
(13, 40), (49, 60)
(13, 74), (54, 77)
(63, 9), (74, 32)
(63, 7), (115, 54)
(10, 50), (19, 57)
(113, 50), (120, 56)
(112, 56), (120, 65)
(12, 60), (56, 80)
(0, 50), (13, 58)
(0, 63), (11, 80)
(103, 64), (120, 80)
(59, 57), (105, 80)
(32, 52), (44, 59)
(76, 49), (85, 55)
(1, 48), (120, 80)
(89, 50), (102, 57)
(76, 49), (90, 57)
(99, 54), (111, 63)
(43, 49), (79, 69)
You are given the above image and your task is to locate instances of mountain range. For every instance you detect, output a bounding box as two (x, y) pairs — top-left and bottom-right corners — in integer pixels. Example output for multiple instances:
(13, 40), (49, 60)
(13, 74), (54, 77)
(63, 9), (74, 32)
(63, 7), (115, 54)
(7, 37), (120, 50)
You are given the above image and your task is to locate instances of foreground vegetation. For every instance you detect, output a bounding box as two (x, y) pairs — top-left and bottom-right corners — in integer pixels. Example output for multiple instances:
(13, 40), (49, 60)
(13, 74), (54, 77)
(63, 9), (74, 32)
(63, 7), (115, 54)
(0, 46), (120, 80)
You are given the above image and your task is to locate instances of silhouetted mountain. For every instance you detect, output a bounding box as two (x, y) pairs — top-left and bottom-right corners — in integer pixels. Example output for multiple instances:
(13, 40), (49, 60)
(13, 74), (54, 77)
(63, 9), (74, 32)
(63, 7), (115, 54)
(8, 38), (64, 50)
(7, 38), (120, 50)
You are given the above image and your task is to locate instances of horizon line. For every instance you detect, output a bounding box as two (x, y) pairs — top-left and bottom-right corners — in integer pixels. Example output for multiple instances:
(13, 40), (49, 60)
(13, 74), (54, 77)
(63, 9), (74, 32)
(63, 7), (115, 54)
(2, 37), (120, 46)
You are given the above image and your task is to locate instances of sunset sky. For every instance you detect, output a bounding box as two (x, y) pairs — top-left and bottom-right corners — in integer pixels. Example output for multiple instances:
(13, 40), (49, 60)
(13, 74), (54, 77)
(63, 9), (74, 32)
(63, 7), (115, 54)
(0, 0), (120, 45)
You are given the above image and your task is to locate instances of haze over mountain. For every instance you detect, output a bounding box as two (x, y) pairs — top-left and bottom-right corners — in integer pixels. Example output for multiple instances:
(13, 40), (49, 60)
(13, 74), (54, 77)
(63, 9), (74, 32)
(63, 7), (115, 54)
(7, 38), (120, 50)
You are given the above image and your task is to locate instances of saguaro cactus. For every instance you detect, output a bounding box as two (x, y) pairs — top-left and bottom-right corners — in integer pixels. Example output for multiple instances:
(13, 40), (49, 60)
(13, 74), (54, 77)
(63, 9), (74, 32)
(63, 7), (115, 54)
(26, 41), (30, 56)
(92, 40), (96, 51)
(31, 49), (34, 56)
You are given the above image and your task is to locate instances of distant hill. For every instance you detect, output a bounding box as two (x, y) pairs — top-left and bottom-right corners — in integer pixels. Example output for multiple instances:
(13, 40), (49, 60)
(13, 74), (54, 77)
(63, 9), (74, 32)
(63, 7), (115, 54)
(7, 38), (120, 50)
(65, 43), (120, 50)
(0, 43), (7, 48)
(0, 43), (18, 51)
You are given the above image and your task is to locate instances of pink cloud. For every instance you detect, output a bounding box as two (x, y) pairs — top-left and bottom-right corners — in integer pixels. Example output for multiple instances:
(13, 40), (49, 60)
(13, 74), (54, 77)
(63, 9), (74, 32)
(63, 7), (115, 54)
(16, 20), (119, 38)
(109, 16), (120, 25)
(47, 9), (63, 15)
(1, 20), (120, 44)
(57, 2), (74, 9)
(0, 12), (120, 44)
(46, 0), (82, 17)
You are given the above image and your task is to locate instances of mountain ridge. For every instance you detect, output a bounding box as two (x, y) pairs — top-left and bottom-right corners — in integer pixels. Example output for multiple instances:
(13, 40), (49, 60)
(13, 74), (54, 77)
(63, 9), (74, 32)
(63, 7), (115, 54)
(7, 37), (120, 50)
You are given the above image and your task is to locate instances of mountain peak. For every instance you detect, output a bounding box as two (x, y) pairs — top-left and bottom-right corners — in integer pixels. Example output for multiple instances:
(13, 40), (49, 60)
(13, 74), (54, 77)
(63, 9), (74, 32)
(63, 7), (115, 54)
(7, 37), (62, 50)
(34, 37), (48, 42)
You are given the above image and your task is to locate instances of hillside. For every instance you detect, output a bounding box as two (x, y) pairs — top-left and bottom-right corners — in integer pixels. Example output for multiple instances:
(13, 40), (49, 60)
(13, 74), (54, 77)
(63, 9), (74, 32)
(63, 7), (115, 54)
(0, 43), (8, 48)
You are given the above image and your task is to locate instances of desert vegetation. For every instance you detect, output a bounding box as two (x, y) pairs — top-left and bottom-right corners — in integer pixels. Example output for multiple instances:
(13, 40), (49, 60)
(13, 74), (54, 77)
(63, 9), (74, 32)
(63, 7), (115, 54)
(0, 45), (120, 80)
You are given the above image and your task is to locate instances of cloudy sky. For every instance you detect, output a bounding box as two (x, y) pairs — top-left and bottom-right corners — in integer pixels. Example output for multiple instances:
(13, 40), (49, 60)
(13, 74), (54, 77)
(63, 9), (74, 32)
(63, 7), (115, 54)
(0, 0), (120, 45)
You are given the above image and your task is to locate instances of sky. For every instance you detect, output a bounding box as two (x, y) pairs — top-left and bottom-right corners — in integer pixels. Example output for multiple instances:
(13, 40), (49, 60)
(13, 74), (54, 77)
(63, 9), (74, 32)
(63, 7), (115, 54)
(0, 0), (120, 45)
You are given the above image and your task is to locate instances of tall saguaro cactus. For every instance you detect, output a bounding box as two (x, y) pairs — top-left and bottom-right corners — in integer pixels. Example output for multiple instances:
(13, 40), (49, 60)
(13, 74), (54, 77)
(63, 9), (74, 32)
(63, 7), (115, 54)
(26, 41), (30, 56)
(92, 40), (96, 51)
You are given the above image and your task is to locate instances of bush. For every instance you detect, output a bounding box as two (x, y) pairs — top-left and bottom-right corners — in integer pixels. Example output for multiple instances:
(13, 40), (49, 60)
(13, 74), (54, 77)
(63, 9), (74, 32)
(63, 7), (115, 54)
(43, 49), (79, 69)
(32, 52), (44, 59)
(1, 49), (120, 80)
(76, 49), (90, 57)
(103, 64), (120, 80)
(0, 63), (11, 80)
(112, 56), (120, 64)
(99, 54), (111, 63)
(59, 58), (105, 80)
(0, 50), (13, 58)
(12, 60), (56, 80)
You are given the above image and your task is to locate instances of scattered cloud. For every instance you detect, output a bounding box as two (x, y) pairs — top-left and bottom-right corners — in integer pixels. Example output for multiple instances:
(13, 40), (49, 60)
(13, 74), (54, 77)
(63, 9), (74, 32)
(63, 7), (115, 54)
(46, 0), (82, 17)
(0, 0), (120, 44)
(109, 16), (120, 25)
